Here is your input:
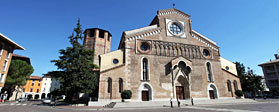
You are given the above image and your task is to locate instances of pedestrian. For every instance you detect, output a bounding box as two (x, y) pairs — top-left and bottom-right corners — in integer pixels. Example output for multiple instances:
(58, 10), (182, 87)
(52, 97), (57, 108)
(170, 98), (173, 108)
(54, 97), (57, 107)
(191, 97), (194, 105)
(177, 98), (180, 107)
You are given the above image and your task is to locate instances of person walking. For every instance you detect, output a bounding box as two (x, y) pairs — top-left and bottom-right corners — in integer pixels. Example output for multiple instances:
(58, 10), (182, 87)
(191, 97), (194, 105)
(170, 98), (173, 108)
(52, 97), (57, 108)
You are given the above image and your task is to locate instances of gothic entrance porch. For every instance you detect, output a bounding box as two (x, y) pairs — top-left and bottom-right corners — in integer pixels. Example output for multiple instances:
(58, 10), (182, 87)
(173, 61), (192, 100)
(175, 75), (190, 99)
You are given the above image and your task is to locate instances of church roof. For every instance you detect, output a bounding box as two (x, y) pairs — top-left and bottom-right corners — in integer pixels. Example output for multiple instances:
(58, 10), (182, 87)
(192, 30), (217, 45)
(118, 8), (219, 50)
(124, 25), (158, 36)
(157, 8), (190, 18)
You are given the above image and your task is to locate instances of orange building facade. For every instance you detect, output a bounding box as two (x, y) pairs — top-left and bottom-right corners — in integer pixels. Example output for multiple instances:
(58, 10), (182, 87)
(23, 76), (42, 99)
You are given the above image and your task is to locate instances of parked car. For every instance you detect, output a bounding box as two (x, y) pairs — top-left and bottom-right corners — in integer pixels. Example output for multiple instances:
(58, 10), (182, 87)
(17, 98), (26, 102)
(42, 98), (52, 104)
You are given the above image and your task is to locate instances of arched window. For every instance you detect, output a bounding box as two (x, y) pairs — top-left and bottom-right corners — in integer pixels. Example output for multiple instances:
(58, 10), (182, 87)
(107, 77), (112, 93)
(233, 80), (238, 91)
(119, 78), (123, 93)
(227, 80), (232, 92)
(206, 62), (213, 82)
(142, 58), (149, 80)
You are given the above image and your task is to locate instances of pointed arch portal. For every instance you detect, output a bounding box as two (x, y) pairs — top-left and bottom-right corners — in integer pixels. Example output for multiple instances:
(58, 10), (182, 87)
(138, 82), (153, 101)
(208, 84), (218, 99)
(172, 60), (192, 100)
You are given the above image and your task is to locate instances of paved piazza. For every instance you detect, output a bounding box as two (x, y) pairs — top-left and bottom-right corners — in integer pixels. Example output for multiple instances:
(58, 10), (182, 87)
(0, 99), (279, 112)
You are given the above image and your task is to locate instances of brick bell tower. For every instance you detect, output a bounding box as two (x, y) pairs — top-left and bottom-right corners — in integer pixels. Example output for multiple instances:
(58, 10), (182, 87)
(83, 28), (111, 67)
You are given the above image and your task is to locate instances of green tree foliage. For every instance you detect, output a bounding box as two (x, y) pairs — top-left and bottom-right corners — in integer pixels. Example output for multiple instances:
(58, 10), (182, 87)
(3, 59), (34, 99)
(235, 62), (264, 96)
(235, 90), (244, 97)
(235, 62), (248, 91)
(246, 68), (264, 93)
(121, 90), (132, 99)
(50, 19), (98, 101)
(50, 89), (63, 97)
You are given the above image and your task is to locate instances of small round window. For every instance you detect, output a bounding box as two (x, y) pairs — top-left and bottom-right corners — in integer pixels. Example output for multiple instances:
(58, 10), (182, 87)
(225, 66), (230, 70)
(140, 42), (150, 51)
(169, 23), (182, 35)
(113, 59), (119, 64)
(203, 49), (210, 57)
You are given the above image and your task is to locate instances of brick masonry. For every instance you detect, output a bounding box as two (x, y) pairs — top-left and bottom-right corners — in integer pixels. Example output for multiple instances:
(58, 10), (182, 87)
(84, 8), (242, 102)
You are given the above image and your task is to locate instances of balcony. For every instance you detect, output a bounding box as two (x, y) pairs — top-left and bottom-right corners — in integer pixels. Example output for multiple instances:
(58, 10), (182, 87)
(265, 74), (278, 80)
(265, 70), (277, 74)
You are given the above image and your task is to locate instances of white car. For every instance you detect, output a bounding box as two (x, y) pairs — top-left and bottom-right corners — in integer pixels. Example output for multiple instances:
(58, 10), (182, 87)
(42, 98), (52, 104)
(17, 98), (26, 102)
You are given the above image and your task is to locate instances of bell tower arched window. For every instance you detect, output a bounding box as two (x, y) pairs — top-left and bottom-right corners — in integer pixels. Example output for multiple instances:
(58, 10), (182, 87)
(206, 62), (213, 82)
(142, 58), (149, 81)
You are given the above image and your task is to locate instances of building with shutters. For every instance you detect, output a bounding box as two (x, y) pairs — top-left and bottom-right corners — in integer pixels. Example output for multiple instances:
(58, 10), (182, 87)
(22, 76), (42, 100)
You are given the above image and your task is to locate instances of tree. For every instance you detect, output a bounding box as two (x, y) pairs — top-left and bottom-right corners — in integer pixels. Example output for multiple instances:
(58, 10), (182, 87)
(235, 90), (244, 97)
(121, 90), (132, 100)
(246, 68), (264, 97)
(3, 59), (34, 100)
(51, 19), (98, 102)
(235, 62), (264, 97)
(235, 62), (247, 91)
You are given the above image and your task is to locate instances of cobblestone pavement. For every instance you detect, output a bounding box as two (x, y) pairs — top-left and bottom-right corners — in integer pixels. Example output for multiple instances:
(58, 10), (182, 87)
(0, 99), (279, 112)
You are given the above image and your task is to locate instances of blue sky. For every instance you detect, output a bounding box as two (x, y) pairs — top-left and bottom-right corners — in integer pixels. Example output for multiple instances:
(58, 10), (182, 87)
(1, 0), (279, 76)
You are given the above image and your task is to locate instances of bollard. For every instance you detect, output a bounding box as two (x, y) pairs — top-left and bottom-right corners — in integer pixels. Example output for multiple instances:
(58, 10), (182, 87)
(170, 98), (173, 108)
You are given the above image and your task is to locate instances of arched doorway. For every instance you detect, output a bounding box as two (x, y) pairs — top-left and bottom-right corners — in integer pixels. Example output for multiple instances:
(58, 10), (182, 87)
(35, 94), (40, 99)
(208, 84), (218, 99)
(27, 95), (32, 100)
(47, 93), (51, 98)
(175, 75), (190, 99)
(174, 61), (191, 100)
(41, 93), (46, 99)
(138, 83), (153, 101)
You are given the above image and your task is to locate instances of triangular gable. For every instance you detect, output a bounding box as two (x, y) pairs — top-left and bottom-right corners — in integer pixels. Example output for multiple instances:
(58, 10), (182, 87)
(191, 30), (219, 51)
(118, 25), (161, 49)
(171, 56), (192, 69)
(157, 8), (190, 18)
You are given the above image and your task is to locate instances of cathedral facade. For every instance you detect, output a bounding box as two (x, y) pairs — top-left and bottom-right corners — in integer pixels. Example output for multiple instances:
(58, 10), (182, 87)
(84, 8), (242, 102)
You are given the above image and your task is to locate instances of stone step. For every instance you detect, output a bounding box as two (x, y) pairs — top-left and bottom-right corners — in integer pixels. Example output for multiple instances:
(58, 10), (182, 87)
(115, 100), (191, 108)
